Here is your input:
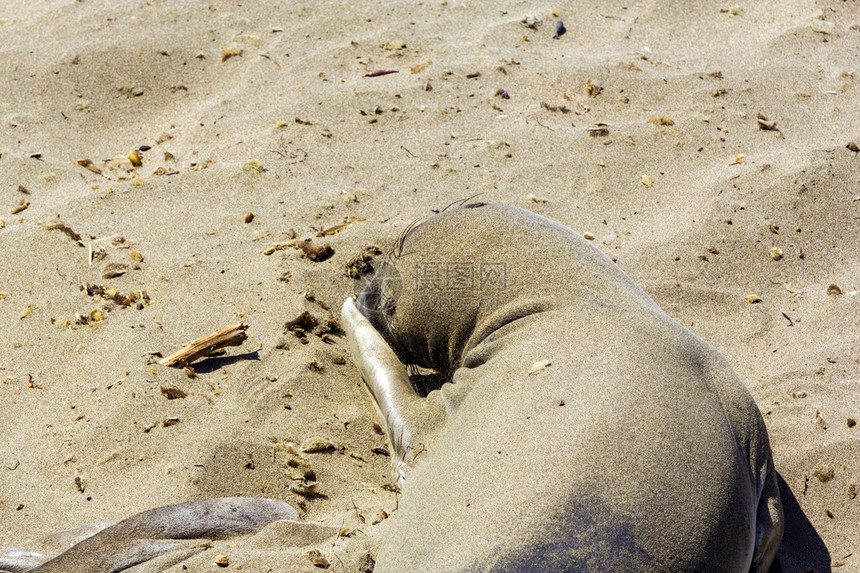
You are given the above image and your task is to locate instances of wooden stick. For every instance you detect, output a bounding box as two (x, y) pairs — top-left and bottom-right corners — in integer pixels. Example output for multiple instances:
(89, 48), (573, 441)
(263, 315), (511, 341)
(159, 323), (249, 368)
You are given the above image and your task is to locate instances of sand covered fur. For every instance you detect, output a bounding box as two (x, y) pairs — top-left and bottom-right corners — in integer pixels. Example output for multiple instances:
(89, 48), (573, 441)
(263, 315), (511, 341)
(346, 203), (782, 571)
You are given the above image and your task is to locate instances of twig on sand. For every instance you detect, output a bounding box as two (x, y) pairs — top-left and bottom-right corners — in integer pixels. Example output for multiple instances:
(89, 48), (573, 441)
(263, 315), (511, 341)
(159, 323), (249, 368)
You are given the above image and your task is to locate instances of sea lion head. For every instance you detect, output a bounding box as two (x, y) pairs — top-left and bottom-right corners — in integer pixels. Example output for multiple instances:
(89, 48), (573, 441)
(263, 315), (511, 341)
(356, 203), (506, 377)
(356, 202), (621, 381)
(356, 260), (405, 352)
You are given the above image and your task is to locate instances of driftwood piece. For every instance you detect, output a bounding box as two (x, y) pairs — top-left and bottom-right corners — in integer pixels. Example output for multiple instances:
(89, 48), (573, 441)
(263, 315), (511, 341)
(159, 323), (249, 368)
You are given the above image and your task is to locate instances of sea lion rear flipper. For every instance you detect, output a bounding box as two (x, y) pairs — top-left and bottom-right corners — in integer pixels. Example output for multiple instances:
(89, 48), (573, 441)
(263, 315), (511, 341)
(31, 497), (298, 573)
(0, 521), (116, 572)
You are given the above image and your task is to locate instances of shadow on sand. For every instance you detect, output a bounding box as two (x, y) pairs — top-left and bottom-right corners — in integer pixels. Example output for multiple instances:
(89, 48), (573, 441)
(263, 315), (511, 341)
(772, 472), (830, 573)
(191, 350), (261, 374)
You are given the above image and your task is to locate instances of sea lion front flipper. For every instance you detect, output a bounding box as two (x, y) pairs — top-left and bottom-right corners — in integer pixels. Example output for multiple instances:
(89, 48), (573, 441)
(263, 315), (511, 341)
(342, 298), (448, 480)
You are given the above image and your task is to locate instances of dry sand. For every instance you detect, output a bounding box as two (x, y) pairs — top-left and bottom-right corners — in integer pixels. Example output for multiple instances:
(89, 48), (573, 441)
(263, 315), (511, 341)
(0, 1), (858, 571)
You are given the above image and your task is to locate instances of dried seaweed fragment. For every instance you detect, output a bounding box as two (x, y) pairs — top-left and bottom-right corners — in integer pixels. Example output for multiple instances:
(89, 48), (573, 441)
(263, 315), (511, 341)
(83, 283), (150, 306)
(285, 311), (341, 342)
(9, 199), (29, 214)
(410, 61), (431, 74)
(221, 47), (244, 62)
(540, 102), (570, 113)
(300, 436), (335, 453)
(102, 263), (128, 279)
(364, 69), (398, 77)
(586, 123), (610, 137)
(585, 80), (602, 97)
(345, 245), (382, 279)
(76, 158), (103, 174)
(316, 216), (365, 237)
(160, 387), (188, 400)
(293, 240), (334, 262)
(285, 311), (318, 340)
(647, 116), (674, 126)
(757, 113), (778, 131)
(38, 219), (85, 246)
(117, 86), (144, 97)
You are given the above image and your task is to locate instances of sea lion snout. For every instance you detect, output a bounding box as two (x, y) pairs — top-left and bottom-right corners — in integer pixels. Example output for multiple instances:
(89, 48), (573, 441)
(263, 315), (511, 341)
(356, 263), (403, 340)
(355, 281), (381, 320)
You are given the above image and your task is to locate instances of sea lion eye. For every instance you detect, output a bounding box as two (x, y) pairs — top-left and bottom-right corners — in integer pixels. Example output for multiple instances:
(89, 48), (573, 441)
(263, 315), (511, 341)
(381, 291), (397, 317)
(356, 285), (381, 316)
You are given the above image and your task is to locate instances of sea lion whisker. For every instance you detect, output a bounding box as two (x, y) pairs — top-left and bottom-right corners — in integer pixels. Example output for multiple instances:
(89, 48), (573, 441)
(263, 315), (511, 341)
(392, 219), (424, 260)
(441, 193), (485, 213)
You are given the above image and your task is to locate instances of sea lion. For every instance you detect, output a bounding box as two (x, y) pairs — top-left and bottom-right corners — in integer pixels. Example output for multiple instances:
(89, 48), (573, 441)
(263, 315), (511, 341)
(0, 497), (299, 573)
(342, 202), (783, 572)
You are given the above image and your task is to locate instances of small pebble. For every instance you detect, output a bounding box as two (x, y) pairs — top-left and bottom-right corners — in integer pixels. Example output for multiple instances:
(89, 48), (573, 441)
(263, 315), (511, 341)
(214, 553), (229, 567)
(810, 19), (835, 35)
(528, 359), (551, 374)
(522, 15), (538, 29)
(383, 40), (406, 50)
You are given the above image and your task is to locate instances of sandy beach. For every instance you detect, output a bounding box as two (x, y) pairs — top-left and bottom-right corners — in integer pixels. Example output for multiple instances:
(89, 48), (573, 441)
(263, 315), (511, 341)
(1, 1), (858, 571)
